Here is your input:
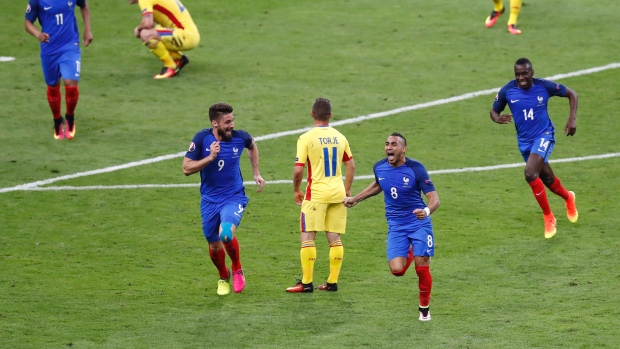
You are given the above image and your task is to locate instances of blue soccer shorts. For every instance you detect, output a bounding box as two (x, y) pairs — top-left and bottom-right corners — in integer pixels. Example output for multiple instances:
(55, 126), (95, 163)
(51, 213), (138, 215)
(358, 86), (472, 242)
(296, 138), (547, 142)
(200, 198), (247, 243)
(519, 133), (556, 163)
(386, 224), (434, 261)
(41, 48), (81, 86)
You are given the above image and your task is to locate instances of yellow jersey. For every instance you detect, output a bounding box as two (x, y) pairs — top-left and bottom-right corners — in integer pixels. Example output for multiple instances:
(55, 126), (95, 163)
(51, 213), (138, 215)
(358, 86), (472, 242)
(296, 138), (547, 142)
(138, 0), (198, 32)
(295, 126), (353, 203)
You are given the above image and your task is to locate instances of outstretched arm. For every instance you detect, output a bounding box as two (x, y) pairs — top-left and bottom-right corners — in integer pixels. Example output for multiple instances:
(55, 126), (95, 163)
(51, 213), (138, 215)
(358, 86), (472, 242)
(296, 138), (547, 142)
(79, 3), (93, 46)
(564, 87), (578, 136)
(342, 180), (382, 208)
(246, 141), (265, 192)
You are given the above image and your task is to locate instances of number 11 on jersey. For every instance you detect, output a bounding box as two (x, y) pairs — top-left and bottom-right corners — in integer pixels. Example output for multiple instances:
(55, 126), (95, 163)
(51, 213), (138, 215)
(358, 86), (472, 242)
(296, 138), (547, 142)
(323, 147), (337, 177)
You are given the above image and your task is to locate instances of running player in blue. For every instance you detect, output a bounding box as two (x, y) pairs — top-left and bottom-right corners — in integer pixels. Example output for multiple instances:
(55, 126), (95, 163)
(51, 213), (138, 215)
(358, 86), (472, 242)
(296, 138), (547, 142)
(25, 0), (93, 140)
(490, 58), (579, 239)
(183, 102), (265, 296)
(343, 133), (440, 321)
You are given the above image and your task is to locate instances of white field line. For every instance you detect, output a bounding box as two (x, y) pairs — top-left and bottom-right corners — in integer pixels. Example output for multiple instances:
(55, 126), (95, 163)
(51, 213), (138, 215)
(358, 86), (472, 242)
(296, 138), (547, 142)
(1, 62), (619, 194)
(12, 152), (620, 191)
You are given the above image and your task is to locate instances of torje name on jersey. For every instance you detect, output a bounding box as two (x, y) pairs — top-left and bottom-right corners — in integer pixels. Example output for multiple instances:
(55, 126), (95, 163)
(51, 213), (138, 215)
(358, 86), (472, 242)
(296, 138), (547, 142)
(318, 137), (339, 145)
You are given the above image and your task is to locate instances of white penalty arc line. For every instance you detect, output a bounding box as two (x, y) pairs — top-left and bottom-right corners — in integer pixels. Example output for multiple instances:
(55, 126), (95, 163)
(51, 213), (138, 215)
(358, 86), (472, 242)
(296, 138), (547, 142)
(16, 152), (620, 191)
(1, 62), (619, 194)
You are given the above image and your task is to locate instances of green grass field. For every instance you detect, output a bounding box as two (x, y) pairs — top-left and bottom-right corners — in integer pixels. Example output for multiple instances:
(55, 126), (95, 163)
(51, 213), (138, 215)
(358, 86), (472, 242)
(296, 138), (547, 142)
(2, 0), (620, 348)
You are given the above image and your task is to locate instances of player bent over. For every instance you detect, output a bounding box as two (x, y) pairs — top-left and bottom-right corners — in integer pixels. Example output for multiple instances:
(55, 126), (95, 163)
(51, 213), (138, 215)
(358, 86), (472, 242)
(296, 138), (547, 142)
(129, 0), (200, 79)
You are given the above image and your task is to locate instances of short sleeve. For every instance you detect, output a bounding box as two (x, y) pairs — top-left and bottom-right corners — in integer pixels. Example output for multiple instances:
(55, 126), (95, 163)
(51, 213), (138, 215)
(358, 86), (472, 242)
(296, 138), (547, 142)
(492, 84), (509, 113)
(541, 79), (567, 97)
(25, 0), (39, 22)
(342, 138), (353, 162)
(409, 160), (436, 194)
(295, 136), (308, 166)
(185, 131), (204, 161)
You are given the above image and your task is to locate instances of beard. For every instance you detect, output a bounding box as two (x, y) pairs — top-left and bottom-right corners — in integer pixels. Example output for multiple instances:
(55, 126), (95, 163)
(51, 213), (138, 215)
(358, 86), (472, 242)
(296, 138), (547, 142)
(217, 127), (232, 141)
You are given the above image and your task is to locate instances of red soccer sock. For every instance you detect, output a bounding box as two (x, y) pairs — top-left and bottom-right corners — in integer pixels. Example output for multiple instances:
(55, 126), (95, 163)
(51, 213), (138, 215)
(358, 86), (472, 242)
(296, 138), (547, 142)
(223, 236), (242, 272)
(65, 86), (79, 117)
(47, 85), (62, 119)
(209, 247), (229, 279)
(415, 265), (432, 307)
(547, 176), (570, 201)
(528, 178), (552, 215)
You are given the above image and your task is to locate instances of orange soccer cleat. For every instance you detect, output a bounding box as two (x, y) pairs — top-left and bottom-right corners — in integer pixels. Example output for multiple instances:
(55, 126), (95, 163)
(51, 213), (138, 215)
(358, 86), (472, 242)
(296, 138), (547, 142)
(566, 191), (578, 223)
(485, 7), (504, 28)
(286, 280), (313, 293)
(53, 117), (65, 140)
(508, 24), (522, 35)
(544, 213), (557, 239)
(65, 115), (75, 140)
(153, 66), (178, 79)
(174, 55), (190, 73)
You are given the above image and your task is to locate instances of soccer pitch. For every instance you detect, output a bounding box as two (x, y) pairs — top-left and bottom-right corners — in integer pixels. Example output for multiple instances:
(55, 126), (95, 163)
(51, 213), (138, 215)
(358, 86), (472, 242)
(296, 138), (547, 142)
(2, 0), (620, 348)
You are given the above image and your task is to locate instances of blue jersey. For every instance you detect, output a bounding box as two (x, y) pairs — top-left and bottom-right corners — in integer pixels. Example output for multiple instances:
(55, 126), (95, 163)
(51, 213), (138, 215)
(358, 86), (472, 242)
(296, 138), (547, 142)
(373, 158), (436, 232)
(25, 0), (86, 56)
(493, 78), (567, 144)
(185, 129), (254, 203)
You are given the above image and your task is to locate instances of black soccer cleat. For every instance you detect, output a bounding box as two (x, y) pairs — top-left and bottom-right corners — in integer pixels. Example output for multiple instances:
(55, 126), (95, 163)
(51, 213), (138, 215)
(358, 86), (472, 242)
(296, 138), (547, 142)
(286, 280), (314, 293)
(317, 282), (338, 292)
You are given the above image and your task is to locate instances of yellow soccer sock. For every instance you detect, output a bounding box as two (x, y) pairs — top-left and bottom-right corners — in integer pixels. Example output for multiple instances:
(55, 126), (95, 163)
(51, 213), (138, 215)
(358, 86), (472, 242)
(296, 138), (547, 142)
(146, 39), (176, 68)
(492, 0), (504, 12)
(508, 0), (522, 25)
(300, 240), (316, 284)
(327, 240), (344, 284)
(169, 50), (183, 60)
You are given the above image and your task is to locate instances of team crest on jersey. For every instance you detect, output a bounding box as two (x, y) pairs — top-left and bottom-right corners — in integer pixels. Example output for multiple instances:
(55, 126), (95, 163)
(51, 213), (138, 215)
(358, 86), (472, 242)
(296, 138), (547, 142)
(537, 96), (544, 105)
(26, 4), (31, 13)
(494, 93), (498, 102)
(403, 177), (410, 187)
(188, 142), (195, 152)
(68, 1), (73, 6)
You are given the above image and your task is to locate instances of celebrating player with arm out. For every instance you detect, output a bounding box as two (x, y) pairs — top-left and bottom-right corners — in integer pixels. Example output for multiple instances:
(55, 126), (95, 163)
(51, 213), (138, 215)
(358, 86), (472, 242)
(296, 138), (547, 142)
(490, 57), (578, 239)
(129, 0), (199, 79)
(183, 102), (265, 296)
(25, 0), (93, 140)
(286, 98), (355, 293)
(343, 133), (439, 321)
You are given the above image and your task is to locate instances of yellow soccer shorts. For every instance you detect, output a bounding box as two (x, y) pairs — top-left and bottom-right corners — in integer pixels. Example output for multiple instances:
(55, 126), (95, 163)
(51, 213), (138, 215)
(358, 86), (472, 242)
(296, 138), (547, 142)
(300, 200), (347, 234)
(156, 25), (200, 51)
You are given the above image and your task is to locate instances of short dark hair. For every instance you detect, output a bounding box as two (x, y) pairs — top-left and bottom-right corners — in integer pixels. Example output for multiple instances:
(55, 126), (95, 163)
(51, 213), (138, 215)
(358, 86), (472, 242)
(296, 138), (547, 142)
(390, 132), (407, 146)
(312, 98), (332, 121)
(209, 102), (233, 122)
(515, 57), (532, 68)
